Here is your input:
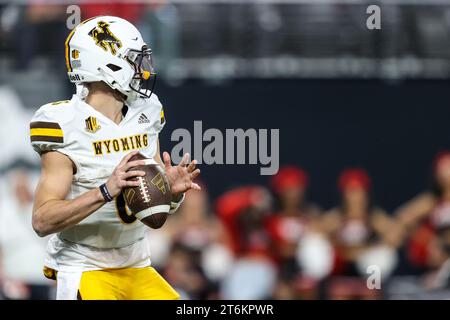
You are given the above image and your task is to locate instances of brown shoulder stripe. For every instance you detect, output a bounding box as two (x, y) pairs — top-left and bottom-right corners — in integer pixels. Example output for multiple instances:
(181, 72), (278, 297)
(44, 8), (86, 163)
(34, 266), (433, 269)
(30, 121), (61, 129)
(30, 121), (63, 143)
(30, 135), (63, 143)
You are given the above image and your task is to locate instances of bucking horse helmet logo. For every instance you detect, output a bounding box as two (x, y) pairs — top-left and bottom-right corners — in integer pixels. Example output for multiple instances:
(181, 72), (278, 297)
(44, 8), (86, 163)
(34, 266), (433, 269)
(88, 21), (122, 55)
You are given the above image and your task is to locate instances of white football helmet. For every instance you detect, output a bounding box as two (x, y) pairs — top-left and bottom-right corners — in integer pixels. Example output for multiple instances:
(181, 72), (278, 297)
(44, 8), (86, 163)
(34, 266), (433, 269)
(65, 16), (156, 102)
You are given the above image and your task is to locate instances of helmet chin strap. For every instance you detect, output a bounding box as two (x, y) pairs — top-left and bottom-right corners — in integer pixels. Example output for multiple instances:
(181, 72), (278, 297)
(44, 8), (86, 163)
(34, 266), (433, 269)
(125, 90), (140, 104)
(76, 84), (89, 100)
(95, 67), (133, 103)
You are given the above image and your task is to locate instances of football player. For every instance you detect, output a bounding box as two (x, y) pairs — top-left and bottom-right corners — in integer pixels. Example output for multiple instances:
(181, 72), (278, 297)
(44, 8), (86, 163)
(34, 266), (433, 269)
(29, 16), (201, 300)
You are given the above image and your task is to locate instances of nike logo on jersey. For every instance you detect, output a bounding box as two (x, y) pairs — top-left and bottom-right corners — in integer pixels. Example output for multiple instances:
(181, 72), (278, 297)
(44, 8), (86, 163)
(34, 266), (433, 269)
(138, 113), (150, 124)
(92, 133), (149, 155)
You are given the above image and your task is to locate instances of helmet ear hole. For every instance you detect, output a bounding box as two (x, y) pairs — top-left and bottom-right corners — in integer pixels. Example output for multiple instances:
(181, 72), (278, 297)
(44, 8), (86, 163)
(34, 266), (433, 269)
(106, 64), (122, 72)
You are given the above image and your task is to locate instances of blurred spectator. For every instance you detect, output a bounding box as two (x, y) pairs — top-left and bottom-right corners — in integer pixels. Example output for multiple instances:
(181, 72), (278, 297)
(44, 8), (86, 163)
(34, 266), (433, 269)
(80, 2), (145, 23)
(0, 86), (38, 167)
(396, 151), (450, 271)
(171, 184), (229, 252)
(14, 2), (67, 70)
(0, 169), (53, 300)
(0, 85), (51, 299)
(266, 166), (322, 272)
(163, 243), (211, 300)
(215, 186), (273, 257)
(266, 165), (332, 299)
(386, 216), (450, 299)
(322, 168), (401, 299)
(422, 223), (450, 292)
(215, 186), (277, 299)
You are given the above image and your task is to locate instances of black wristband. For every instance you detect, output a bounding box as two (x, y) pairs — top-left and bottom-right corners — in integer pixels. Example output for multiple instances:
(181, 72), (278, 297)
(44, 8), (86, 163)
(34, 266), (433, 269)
(99, 183), (113, 202)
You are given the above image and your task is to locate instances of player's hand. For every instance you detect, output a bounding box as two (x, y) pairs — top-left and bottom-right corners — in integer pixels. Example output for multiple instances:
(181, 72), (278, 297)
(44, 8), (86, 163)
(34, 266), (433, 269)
(105, 151), (147, 198)
(162, 152), (201, 198)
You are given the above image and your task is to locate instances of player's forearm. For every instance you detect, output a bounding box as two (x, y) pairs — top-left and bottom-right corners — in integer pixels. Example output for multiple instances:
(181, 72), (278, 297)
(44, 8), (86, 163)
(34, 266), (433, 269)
(32, 188), (105, 237)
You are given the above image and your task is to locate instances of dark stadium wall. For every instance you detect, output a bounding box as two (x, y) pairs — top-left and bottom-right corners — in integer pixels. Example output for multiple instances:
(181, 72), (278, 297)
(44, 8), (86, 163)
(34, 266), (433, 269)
(155, 79), (450, 213)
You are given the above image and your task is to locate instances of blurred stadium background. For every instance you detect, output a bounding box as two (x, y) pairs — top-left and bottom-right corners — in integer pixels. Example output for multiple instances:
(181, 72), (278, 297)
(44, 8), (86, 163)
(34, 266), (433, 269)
(3, 0), (450, 299)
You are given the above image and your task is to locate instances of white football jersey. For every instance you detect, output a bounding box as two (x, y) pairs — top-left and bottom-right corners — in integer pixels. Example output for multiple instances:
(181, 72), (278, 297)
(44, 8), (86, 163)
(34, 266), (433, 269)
(30, 94), (165, 249)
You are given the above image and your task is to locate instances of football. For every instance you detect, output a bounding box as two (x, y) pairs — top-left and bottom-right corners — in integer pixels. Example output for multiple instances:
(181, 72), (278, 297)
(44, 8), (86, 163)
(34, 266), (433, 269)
(123, 152), (172, 229)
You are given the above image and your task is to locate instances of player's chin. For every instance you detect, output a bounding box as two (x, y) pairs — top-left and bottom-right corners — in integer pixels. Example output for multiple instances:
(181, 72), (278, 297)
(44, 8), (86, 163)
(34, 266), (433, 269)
(140, 212), (168, 229)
